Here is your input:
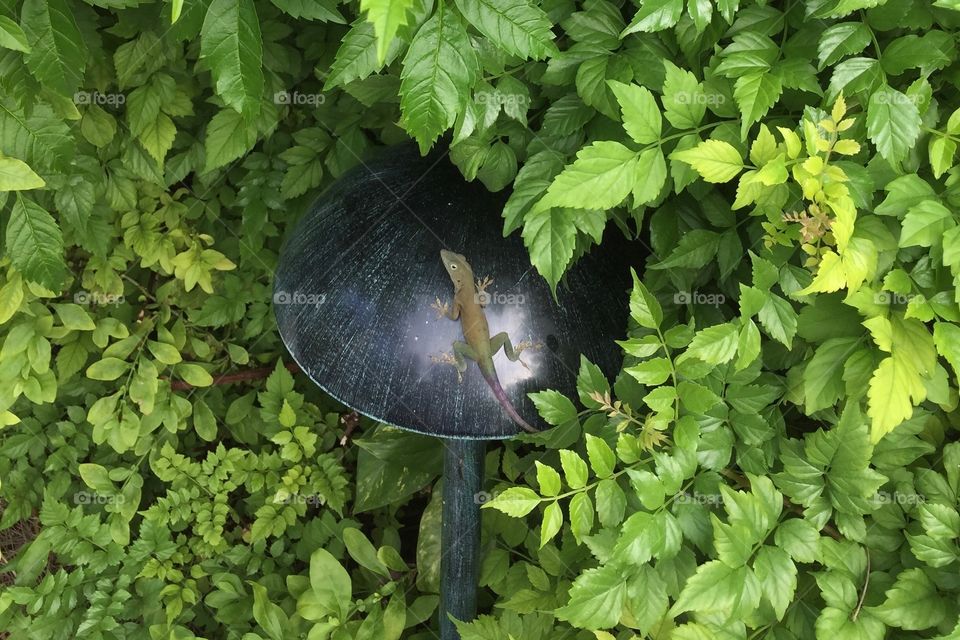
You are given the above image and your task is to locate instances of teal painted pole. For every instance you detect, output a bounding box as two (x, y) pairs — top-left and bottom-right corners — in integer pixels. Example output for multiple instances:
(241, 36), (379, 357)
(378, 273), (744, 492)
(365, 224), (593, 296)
(440, 438), (486, 639)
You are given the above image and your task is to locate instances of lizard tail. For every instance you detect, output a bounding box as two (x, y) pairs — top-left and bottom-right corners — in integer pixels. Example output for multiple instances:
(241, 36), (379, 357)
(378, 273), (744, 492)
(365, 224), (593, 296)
(480, 369), (540, 434)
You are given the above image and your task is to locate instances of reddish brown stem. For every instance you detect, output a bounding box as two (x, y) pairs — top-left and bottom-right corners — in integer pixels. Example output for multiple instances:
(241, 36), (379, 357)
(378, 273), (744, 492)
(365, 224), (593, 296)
(168, 361), (301, 390)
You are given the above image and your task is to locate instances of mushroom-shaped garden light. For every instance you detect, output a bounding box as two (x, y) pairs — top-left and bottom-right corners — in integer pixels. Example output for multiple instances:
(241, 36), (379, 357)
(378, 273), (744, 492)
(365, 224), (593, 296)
(274, 144), (636, 638)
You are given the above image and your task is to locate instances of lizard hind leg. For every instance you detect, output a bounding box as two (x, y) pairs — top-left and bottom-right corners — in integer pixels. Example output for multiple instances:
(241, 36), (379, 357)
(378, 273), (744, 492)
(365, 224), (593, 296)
(489, 332), (538, 371)
(430, 341), (475, 383)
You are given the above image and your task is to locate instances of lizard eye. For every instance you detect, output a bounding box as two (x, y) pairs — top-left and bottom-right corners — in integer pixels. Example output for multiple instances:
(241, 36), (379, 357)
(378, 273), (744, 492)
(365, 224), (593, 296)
(450, 264), (457, 269)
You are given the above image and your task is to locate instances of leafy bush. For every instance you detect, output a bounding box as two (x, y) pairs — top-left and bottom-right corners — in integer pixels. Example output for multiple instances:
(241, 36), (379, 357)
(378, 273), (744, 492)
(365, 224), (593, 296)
(2, 0), (960, 638)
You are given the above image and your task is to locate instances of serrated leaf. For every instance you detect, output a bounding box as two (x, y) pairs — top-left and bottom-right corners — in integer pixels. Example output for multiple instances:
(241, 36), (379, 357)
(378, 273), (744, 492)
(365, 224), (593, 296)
(555, 563), (627, 629)
(0, 156), (44, 190)
(585, 434), (615, 478)
(0, 16), (30, 53)
(683, 322), (739, 365)
(622, 0), (683, 35)
(559, 449), (589, 489)
(540, 501), (562, 547)
(454, 0), (557, 60)
(483, 486), (541, 517)
(569, 493), (593, 543)
(521, 207), (576, 294)
(535, 461), (561, 496)
(868, 355), (925, 442)
(672, 139), (743, 183)
(870, 568), (946, 630)
(399, 4), (477, 153)
(867, 85), (921, 165)
(608, 80), (661, 144)
(203, 108), (258, 172)
(817, 23), (870, 70)
(734, 71), (783, 139)
(7, 195), (66, 290)
(537, 140), (639, 211)
(20, 0), (87, 95)
(200, 0), (264, 116)
(361, 0), (415, 64)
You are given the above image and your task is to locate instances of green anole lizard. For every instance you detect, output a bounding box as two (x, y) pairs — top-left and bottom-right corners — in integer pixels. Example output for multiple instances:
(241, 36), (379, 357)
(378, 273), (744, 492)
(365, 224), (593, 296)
(432, 249), (540, 433)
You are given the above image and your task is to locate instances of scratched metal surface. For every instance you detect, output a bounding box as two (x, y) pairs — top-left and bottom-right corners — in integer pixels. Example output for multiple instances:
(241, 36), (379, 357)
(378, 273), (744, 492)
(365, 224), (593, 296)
(274, 144), (638, 439)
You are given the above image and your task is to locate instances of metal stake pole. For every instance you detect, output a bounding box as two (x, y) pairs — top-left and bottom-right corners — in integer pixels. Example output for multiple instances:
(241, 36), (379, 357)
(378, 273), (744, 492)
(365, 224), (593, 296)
(439, 438), (486, 639)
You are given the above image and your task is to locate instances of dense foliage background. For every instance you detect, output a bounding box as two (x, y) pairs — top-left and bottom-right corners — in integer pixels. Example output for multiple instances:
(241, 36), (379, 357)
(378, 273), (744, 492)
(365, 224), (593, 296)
(2, 0), (960, 637)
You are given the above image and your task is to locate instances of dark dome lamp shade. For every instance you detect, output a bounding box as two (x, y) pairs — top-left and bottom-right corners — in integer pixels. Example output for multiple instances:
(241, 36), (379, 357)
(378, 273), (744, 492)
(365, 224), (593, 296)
(273, 144), (635, 638)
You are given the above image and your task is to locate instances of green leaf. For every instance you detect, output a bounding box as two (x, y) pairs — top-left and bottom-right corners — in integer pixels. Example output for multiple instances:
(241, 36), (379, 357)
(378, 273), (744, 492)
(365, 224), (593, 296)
(86, 357), (130, 381)
(204, 108), (258, 172)
(343, 527), (390, 576)
(867, 85), (922, 164)
(929, 135), (956, 179)
(870, 568), (946, 630)
(671, 560), (761, 617)
(632, 147), (667, 205)
(622, 0), (683, 35)
(817, 23), (870, 70)
(540, 501), (562, 547)
(662, 61), (706, 129)
(521, 207), (576, 294)
(20, 0), (87, 95)
(78, 463), (113, 493)
(672, 139), (743, 183)
(569, 492), (593, 543)
(625, 357), (672, 385)
(535, 461), (561, 496)
(361, 0), (415, 64)
(577, 356), (610, 409)
(555, 563), (627, 629)
(399, 4), (477, 153)
(537, 141), (639, 211)
(483, 486), (541, 517)
(0, 16), (30, 53)
(585, 434), (615, 478)
(250, 582), (287, 640)
(608, 80), (661, 144)
(147, 341), (182, 365)
(629, 268), (663, 329)
(753, 546), (796, 620)
(774, 518), (820, 563)
(327, 19), (403, 88)
(193, 398), (217, 441)
(683, 322), (739, 365)
(454, 0), (557, 60)
(0, 156), (44, 190)
(200, 0), (264, 116)
(559, 449), (589, 489)
(868, 355), (924, 442)
(529, 389), (578, 426)
(309, 548), (352, 620)
(595, 478), (626, 527)
(757, 294), (797, 348)
(177, 363), (214, 387)
(7, 195), (66, 290)
(734, 71), (783, 139)
(53, 303), (95, 330)
(649, 229), (720, 270)
(899, 200), (954, 248)
(934, 323), (960, 385)
(271, 0), (345, 22)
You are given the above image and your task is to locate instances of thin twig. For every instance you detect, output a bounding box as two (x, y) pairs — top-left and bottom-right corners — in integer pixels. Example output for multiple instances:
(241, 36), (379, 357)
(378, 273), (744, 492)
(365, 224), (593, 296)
(851, 550), (871, 621)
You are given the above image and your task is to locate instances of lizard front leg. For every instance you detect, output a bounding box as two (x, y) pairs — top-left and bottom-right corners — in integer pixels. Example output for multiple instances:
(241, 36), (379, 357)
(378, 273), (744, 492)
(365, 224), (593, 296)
(431, 297), (460, 320)
(489, 332), (542, 371)
(475, 276), (494, 306)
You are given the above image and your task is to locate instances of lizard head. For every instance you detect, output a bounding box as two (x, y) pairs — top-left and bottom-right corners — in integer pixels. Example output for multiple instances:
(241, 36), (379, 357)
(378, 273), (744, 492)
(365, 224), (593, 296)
(440, 249), (473, 290)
